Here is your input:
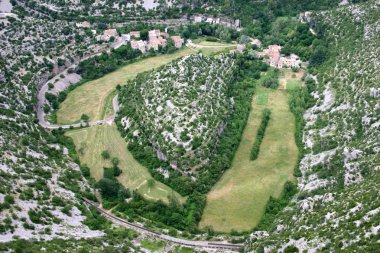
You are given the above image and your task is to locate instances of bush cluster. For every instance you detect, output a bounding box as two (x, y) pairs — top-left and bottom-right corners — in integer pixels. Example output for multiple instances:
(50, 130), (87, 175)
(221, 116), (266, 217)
(250, 109), (271, 160)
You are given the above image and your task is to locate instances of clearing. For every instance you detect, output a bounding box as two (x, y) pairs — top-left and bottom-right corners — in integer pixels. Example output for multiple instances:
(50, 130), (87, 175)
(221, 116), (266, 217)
(57, 42), (234, 124)
(65, 124), (185, 204)
(199, 86), (298, 232)
(57, 48), (194, 124)
(279, 69), (304, 90)
(59, 42), (233, 205)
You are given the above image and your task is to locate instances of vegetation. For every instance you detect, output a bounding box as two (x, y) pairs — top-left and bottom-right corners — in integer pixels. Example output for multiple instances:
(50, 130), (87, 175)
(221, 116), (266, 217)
(200, 87), (298, 232)
(117, 54), (236, 177)
(57, 48), (195, 124)
(65, 125), (185, 204)
(249, 1), (380, 251)
(250, 109), (271, 160)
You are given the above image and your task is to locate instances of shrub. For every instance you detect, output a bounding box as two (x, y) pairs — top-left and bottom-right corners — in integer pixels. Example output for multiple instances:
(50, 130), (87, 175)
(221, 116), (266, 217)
(262, 77), (279, 89)
(101, 150), (110, 160)
(250, 109), (271, 160)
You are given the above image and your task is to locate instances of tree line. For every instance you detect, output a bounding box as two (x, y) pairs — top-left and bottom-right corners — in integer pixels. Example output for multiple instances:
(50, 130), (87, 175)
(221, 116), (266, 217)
(250, 109), (271, 160)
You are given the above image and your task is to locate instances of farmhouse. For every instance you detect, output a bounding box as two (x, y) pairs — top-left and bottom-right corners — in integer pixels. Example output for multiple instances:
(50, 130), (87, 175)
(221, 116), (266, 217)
(171, 36), (184, 48)
(149, 29), (161, 40)
(257, 45), (281, 67)
(97, 29), (118, 42)
(130, 31), (140, 38)
(278, 54), (302, 68)
(131, 40), (146, 53)
(257, 45), (302, 69)
(148, 37), (167, 51)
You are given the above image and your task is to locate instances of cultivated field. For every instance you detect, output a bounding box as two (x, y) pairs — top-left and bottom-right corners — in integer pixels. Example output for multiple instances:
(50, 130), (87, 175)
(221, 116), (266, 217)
(59, 43), (234, 205)
(199, 87), (298, 232)
(57, 49), (194, 124)
(57, 42), (234, 124)
(196, 40), (235, 47)
(65, 124), (185, 204)
(279, 69), (304, 90)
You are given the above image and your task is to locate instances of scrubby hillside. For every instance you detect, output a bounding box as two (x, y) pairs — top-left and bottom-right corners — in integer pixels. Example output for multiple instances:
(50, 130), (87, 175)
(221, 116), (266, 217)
(117, 54), (235, 177)
(0, 10), (105, 244)
(248, 1), (380, 252)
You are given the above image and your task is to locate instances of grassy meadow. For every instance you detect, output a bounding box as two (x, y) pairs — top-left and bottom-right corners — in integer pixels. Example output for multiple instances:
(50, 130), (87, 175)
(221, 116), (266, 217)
(57, 48), (194, 124)
(199, 87), (298, 232)
(57, 42), (235, 125)
(59, 43), (234, 205)
(279, 69), (305, 90)
(65, 124), (185, 204)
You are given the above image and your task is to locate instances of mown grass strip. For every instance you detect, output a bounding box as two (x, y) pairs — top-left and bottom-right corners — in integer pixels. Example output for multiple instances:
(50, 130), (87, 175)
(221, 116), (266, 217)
(250, 109), (271, 160)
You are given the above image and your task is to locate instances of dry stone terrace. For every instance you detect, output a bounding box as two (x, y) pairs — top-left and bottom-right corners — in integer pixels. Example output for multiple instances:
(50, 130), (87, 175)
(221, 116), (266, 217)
(118, 54), (236, 177)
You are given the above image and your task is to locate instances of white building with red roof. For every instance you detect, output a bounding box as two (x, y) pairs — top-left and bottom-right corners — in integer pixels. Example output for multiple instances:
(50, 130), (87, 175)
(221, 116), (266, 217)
(130, 31), (140, 38)
(131, 40), (146, 53)
(148, 37), (167, 51)
(171, 36), (184, 48)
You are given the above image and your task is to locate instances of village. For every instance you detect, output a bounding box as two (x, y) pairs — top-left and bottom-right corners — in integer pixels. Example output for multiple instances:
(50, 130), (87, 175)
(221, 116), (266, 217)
(76, 21), (185, 53)
(235, 38), (303, 69)
(89, 25), (303, 69)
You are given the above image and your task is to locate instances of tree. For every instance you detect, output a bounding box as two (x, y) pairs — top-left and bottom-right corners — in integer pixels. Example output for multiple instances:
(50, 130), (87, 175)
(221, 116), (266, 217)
(81, 114), (89, 122)
(111, 157), (119, 166)
(262, 77), (279, 89)
(310, 45), (327, 66)
(96, 178), (119, 197)
(101, 150), (110, 160)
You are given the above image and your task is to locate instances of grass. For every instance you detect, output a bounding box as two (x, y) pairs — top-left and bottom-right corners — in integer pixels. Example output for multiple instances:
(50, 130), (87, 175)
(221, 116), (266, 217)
(197, 40), (235, 47)
(256, 88), (268, 105)
(65, 124), (185, 204)
(172, 246), (194, 253)
(100, 89), (117, 120)
(140, 240), (165, 251)
(279, 69), (305, 90)
(199, 87), (298, 232)
(286, 79), (304, 90)
(57, 48), (194, 124)
(57, 43), (234, 124)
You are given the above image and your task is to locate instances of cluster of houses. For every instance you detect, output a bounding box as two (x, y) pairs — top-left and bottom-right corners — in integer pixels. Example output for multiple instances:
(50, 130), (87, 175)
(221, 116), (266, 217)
(237, 38), (302, 69)
(94, 28), (184, 53)
(257, 44), (302, 69)
(75, 21), (184, 53)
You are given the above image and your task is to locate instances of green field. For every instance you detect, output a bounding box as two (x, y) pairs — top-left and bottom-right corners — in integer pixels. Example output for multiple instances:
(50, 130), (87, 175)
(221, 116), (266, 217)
(58, 44), (234, 206)
(57, 48), (195, 124)
(140, 240), (165, 251)
(256, 88), (268, 105)
(57, 42), (234, 125)
(286, 79), (304, 90)
(196, 40), (235, 47)
(199, 87), (298, 232)
(65, 124), (185, 204)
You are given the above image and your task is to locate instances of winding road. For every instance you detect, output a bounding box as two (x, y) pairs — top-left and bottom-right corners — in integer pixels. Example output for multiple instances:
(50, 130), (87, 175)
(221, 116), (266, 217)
(82, 198), (243, 251)
(37, 47), (121, 129)
(37, 44), (243, 251)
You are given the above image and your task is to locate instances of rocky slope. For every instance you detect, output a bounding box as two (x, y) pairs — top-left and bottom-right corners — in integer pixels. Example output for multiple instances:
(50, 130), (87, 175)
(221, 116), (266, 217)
(117, 54), (236, 177)
(247, 1), (380, 252)
(0, 4), (106, 245)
